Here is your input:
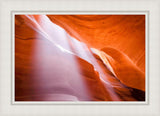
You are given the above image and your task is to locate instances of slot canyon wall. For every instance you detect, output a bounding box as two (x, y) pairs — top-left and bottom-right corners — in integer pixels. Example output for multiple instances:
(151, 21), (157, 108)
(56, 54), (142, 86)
(15, 15), (145, 101)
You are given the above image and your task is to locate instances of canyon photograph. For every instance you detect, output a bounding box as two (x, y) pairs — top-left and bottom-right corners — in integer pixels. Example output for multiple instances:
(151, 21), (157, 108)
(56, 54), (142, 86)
(14, 14), (145, 102)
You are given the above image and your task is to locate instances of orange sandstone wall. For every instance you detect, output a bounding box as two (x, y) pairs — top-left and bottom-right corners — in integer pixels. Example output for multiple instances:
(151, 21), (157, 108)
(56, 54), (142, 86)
(47, 15), (145, 91)
(47, 15), (145, 72)
(15, 15), (145, 101)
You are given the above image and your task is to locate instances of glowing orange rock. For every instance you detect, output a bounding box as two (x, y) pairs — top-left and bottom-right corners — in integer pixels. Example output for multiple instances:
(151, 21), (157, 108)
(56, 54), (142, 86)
(15, 15), (145, 101)
(47, 15), (145, 91)
(100, 47), (145, 91)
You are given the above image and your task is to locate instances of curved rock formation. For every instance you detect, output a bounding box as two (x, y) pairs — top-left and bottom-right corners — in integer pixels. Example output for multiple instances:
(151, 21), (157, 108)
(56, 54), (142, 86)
(15, 15), (145, 101)
(47, 15), (145, 91)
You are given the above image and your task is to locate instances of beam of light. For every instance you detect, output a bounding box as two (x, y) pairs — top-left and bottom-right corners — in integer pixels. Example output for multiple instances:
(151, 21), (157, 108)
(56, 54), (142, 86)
(23, 15), (93, 101)
(24, 15), (74, 54)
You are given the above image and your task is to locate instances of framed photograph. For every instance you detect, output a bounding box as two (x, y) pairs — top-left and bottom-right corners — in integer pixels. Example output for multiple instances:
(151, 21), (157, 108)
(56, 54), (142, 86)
(0, 0), (160, 116)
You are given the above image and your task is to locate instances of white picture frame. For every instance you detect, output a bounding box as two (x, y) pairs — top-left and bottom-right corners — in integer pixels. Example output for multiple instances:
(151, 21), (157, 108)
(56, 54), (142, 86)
(0, 0), (160, 116)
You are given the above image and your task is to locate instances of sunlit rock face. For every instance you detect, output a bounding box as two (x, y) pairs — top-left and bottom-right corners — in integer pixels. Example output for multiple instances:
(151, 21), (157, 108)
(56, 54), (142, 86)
(47, 15), (145, 91)
(15, 15), (145, 101)
(47, 15), (145, 72)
